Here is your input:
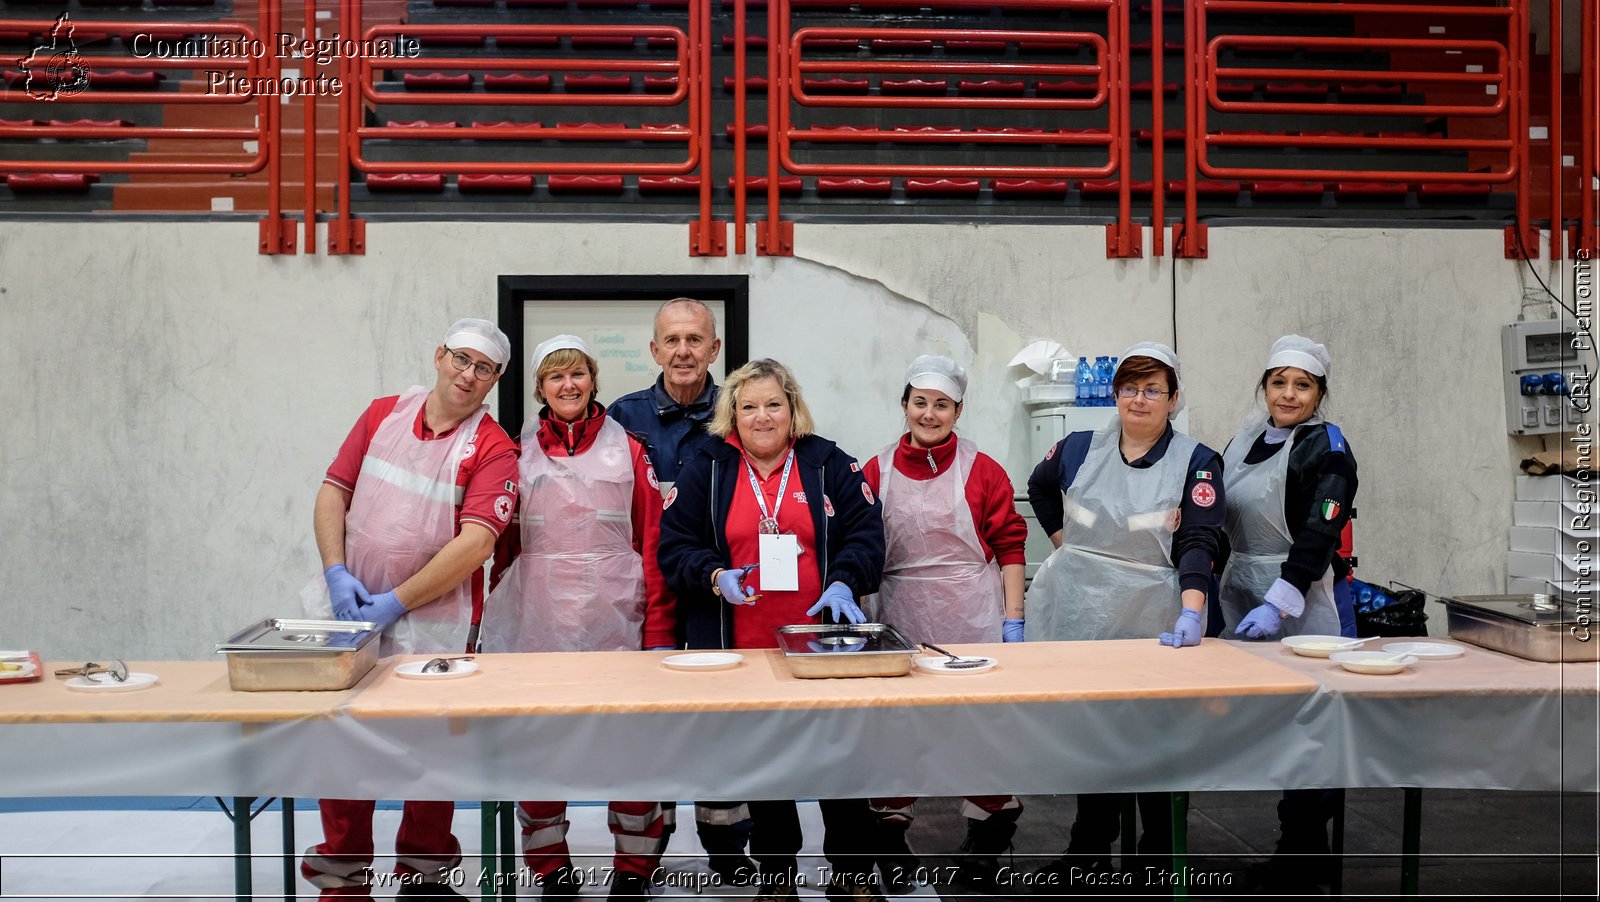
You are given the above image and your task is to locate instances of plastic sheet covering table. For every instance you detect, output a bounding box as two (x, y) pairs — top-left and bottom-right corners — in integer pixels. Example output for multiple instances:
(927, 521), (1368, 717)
(1231, 641), (1600, 793)
(332, 640), (1322, 802)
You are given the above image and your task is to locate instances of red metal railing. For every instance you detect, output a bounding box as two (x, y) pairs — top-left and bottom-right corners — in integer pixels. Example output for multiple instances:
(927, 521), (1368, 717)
(331, 1), (716, 255)
(759, 0), (1131, 255)
(0, 14), (290, 252)
(1581, 0), (1598, 254)
(1182, 0), (1525, 257)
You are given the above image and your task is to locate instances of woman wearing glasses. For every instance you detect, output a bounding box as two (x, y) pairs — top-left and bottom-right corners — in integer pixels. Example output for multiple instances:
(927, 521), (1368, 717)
(1218, 334), (1357, 892)
(1023, 342), (1225, 883)
(658, 358), (886, 902)
(482, 334), (675, 902)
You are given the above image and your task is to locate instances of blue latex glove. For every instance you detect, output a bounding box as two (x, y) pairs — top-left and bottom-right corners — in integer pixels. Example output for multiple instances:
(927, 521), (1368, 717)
(324, 564), (362, 621)
(647, 646), (675, 652)
(805, 582), (866, 624)
(1003, 618), (1025, 643)
(1264, 578), (1306, 618)
(357, 590), (408, 630)
(716, 566), (758, 605)
(1235, 602), (1284, 640)
(1159, 608), (1204, 648)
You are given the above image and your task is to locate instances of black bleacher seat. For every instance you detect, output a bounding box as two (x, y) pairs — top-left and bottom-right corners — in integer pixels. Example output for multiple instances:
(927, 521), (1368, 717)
(549, 174), (625, 193)
(1250, 180), (1325, 199)
(730, 176), (804, 195)
(991, 178), (1068, 198)
(817, 176), (893, 197)
(485, 74), (553, 91)
(404, 73), (475, 90)
(458, 173), (535, 192)
(365, 173), (447, 191)
(905, 177), (980, 198)
(5, 173), (98, 193)
(638, 175), (701, 194)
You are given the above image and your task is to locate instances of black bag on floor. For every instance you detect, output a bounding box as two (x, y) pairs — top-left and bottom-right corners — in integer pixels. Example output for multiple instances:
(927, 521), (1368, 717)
(1351, 579), (1428, 638)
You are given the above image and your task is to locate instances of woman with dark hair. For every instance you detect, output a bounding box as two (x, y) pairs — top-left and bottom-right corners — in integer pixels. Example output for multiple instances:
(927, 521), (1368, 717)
(658, 357), (887, 902)
(1220, 334), (1358, 892)
(1023, 341), (1226, 881)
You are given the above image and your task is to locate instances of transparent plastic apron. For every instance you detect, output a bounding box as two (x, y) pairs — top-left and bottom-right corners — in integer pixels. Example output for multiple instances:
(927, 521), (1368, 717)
(870, 437), (1004, 644)
(481, 417), (645, 653)
(1219, 412), (1340, 638)
(1026, 420), (1197, 641)
(302, 386), (484, 656)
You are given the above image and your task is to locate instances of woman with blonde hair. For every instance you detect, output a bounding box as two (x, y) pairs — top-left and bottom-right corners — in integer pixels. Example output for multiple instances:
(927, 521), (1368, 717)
(659, 358), (887, 902)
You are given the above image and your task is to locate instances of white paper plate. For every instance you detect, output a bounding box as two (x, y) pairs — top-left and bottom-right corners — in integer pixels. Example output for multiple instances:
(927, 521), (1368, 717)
(1381, 641), (1465, 659)
(64, 672), (158, 692)
(661, 652), (743, 672)
(1280, 635), (1361, 658)
(394, 660), (480, 680)
(1329, 651), (1417, 675)
(914, 655), (997, 675)
(0, 661), (37, 681)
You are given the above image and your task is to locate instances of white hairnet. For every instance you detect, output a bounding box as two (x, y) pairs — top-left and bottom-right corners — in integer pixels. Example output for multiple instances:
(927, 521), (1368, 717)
(904, 354), (968, 403)
(1113, 341), (1185, 417)
(444, 318), (511, 368)
(1266, 334), (1330, 379)
(531, 334), (592, 373)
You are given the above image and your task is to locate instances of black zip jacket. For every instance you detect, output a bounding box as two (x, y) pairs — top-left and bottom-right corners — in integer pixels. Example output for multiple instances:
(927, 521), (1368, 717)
(659, 434), (886, 650)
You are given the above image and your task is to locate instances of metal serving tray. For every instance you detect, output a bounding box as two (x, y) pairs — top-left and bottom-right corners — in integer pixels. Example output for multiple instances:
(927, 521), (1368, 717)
(776, 623), (919, 678)
(1443, 594), (1598, 662)
(216, 618), (380, 691)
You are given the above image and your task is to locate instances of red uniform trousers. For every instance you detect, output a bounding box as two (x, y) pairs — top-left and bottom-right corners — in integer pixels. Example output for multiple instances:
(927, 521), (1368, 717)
(518, 800), (667, 878)
(300, 799), (462, 897)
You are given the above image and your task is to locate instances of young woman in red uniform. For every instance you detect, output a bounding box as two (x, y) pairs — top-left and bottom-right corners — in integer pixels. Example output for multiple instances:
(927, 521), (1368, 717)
(859, 355), (1027, 890)
(483, 334), (674, 902)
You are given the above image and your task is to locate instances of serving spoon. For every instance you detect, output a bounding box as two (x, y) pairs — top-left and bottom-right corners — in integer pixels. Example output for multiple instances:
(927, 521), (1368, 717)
(421, 655), (475, 674)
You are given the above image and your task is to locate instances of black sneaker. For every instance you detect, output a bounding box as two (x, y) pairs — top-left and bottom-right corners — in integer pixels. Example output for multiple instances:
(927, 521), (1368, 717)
(540, 863), (583, 902)
(823, 875), (887, 902)
(607, 870), (654, 900)
(396, 882), (468, 899)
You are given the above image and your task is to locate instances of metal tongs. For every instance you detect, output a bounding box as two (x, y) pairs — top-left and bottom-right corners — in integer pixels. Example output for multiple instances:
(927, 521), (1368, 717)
(921, 643), (988, 669)
(54, 660), (129, 683)
(421, 655), (474, 674)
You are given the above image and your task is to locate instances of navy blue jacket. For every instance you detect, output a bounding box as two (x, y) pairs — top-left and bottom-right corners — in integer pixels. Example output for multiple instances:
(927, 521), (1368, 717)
(608, 376), (718, 484)
(659, 434), (886, 650)
(1026, 424), (1225, 595)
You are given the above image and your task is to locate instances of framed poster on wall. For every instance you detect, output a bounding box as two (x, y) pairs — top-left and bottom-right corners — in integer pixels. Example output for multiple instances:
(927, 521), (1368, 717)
(495, 275), (750, 432)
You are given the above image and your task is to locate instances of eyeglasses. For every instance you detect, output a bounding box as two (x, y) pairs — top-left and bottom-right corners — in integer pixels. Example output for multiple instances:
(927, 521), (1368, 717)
(54, 660), (128, 683)
(444, 348), (500, 382)
(1116, 386), (1172, 401)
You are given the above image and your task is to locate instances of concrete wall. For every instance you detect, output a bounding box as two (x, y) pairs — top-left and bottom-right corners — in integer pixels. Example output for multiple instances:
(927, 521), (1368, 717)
(0, 221), (1553, 659)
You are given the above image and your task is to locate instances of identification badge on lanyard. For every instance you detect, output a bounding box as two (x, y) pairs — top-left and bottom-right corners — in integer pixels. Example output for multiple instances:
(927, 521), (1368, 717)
(758, 533), (801, 591)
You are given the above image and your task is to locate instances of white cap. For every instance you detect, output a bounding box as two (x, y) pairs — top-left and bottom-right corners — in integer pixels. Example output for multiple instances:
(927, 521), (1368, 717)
(905, 354), (968, 403)
(1266, 334), (1330, 379)
(531, 334), (592, 372)
(443, 318), (511, 368)
(1114, 341), (1185, 416)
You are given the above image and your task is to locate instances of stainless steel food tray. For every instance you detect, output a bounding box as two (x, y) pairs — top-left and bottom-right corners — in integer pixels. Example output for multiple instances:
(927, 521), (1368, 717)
(216, 618), (380, 691)
(1443, 594), (1598, 662)
(775, 623), (919, 678)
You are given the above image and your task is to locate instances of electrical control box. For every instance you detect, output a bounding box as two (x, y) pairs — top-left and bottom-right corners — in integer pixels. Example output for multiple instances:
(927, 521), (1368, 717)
(1502, 320), (1589, 435)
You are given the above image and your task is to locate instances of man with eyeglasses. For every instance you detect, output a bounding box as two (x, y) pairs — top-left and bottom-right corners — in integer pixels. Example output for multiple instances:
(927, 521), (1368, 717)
(302, 318), (517, 900)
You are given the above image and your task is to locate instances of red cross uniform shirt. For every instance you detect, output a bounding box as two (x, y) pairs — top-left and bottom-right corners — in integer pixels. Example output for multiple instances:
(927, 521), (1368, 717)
(723, 435), (822, 649)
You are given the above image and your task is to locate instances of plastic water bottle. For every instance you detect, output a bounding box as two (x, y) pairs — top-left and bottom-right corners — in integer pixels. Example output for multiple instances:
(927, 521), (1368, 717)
(1102, 356), (1118, 405)
(1095, 355), (1113, 406)
(1074, 356), (1093, 406)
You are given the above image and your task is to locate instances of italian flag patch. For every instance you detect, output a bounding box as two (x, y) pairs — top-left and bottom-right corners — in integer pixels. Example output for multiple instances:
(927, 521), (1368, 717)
(505, 480), (516, 493)
(1321, 500), (1341, 520)
(1194, 470), (1212, 480)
